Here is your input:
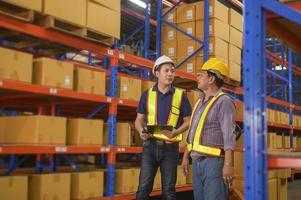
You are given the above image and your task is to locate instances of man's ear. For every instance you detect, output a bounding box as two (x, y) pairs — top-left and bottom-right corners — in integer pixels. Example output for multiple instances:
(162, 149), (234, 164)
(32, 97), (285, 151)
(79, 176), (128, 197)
(208, 76), (215, 84)
(155, 70), (159, 78)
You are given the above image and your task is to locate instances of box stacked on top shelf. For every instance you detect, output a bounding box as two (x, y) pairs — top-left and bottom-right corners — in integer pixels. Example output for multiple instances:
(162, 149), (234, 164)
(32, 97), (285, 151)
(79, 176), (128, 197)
(161, 0), (243, 86)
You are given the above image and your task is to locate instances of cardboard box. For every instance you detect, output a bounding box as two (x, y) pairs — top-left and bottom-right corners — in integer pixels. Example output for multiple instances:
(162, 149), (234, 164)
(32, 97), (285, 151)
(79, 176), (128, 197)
(269, 179), (278, 200)
(71, 171), (104, 199)
(277, 178), (288, 200)
(0, 46), (33, 83)
(0, 115), (66, 145)
(228, 61), (241, 82)
(176, 3), (195, 23)
(230, 27), (243, 48)
(163, 7), (176, 24)
(187, 165), (193, 184)
(142, 80), (155, 92)
(187, 90), (200, 107)
(0, 176), (28, 200)
(276, 135), (283, 148)
(200, 37), (229, 61)
(176, 166), (187, 186)
(268, 132), (276, 148)
(67, 118), (104, 145)
(33, 57), (73, 89)
(43, 0), (86, 26)
(87, 0), (120, 39)
(178, 57), (196, 74)
(236, 102), (244, 121)
(162, 25), (177, 42)
(236, 134), (244, 148)
(28, 173), (71, 200)
(153, 170), (161, 190)
(74, 67), (106, 95)
(267, 109), (276, 123)
(177, 40), (197, 58)
(229, 9), (243, 31)
(177, 21), (195, 41)
(115, 168), (139, 193)
(118, 76), (141, 101)
(234, 152), (244, 175)
(4, 0), (42, 11)
(104, 123), (138, 146)
(195, 0), (229, 23)
(92, 0), (120, 12)
(196, 18), (230, 42)
(162, 41), (177, 59)
(229, 44), (242, 65)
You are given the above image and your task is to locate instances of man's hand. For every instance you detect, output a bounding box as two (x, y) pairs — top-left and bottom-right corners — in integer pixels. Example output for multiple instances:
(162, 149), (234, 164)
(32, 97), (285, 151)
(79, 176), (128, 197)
(140, 127), (150, 141)
(181, 156), (189, 177)
(222, 164), (234, 184)
(161, 128), (178, 138)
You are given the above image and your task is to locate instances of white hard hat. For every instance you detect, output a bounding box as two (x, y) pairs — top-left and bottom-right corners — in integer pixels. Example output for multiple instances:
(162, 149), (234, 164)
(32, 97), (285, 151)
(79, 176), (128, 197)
(152, 55), (175, 75)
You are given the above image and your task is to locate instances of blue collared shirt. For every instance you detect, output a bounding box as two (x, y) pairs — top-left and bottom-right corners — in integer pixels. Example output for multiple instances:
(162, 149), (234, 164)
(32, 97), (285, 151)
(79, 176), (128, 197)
(137, 84), (192, 128)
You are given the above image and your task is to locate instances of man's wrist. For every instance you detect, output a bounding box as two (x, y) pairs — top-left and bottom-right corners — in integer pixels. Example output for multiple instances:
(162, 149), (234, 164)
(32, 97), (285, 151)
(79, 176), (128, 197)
(224, 162), (233, 167)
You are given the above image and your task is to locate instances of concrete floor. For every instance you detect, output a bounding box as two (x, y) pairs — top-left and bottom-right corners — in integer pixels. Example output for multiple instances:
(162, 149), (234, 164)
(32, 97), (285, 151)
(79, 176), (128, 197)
(288, 180), (301, 200)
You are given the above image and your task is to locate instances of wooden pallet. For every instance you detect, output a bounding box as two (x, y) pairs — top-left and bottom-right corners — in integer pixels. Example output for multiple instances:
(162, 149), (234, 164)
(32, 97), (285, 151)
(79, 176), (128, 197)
(224, 77), (241, 87)
(36, 15), (115, 46)
(0, 1), (34, 22)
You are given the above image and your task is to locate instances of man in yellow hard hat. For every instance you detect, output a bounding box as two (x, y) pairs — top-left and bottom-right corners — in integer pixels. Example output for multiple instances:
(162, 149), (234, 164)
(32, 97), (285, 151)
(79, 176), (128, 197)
(181, 58), (236, 200)
(135, 55), (192, 200)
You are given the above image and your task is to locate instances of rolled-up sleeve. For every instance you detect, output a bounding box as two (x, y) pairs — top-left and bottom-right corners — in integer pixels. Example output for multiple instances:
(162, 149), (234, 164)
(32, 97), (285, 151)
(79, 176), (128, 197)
(218, 97), (236, 150)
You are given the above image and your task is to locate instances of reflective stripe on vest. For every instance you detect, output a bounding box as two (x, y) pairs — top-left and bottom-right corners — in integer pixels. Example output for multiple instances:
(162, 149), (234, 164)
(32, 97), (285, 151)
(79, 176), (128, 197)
(187, 92), (225, 156)
(147, 87), (184, 142)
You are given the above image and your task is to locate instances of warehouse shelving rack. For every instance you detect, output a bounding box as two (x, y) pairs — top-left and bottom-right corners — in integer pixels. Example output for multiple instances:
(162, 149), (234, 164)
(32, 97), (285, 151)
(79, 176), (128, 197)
(241, 0), (301, 200)
(0, 4), (197, 199)
(0, 0), (301, 199)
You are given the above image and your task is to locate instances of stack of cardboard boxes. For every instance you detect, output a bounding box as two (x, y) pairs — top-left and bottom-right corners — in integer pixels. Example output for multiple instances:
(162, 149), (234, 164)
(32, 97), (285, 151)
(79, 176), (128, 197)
(233, 151), (291, 200)
(7, 0), (120, 39)
(162, 0), (243, 84)
(0, 171), (105, 200)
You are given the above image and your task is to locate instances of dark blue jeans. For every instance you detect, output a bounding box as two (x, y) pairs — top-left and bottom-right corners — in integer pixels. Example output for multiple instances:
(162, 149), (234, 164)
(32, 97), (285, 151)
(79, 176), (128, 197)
(136, 140), (179, 200)
(192, 157), (228, 200)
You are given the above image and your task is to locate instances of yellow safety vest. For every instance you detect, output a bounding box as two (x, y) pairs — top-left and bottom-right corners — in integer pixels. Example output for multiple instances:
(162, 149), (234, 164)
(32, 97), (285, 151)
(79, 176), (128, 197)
(147, 86), (184, 142)
(186, 92), (225, 156)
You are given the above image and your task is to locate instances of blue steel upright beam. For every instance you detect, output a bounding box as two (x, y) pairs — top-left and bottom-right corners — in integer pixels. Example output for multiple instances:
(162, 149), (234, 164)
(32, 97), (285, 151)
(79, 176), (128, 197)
(288, 49), (293, 148)
(144, 0), (150, 59)
(156, 0), (162, 58)
(203, 0), (209, 62)
(243, 1), (268, 200)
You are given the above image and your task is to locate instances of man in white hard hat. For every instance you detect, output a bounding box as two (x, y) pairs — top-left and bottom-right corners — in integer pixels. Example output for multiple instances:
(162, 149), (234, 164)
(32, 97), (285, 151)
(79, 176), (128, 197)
(135, 55), (192, 200)
(181, 58), (236, 200)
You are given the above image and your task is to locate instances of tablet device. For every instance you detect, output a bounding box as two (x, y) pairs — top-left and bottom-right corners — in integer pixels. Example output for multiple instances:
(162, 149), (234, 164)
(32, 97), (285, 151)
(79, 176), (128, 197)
(146, 125), (173, 133)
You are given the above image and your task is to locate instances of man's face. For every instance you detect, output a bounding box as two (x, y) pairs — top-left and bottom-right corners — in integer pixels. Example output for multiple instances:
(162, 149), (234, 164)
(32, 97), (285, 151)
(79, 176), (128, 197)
(155, 63), (175, 85)
(196, 71), (214, 90)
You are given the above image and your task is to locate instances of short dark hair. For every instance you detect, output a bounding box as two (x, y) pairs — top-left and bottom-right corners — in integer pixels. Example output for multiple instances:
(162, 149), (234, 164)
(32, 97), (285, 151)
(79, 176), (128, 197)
(207, 71), (224, 88)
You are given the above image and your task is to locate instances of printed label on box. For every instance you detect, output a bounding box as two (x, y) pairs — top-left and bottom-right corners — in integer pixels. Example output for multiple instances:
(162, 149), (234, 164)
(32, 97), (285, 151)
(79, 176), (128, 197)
(64, 76), (71, 86)
(209, 6), (213, 16)
(167, 14), (174, 22)
(187, 46), (194, 55)
(168, 48), (175, 56)
(186, 10), (193, 20)
(209, 25), (213, 34)
(187, 27), (193, 35)
(187, 63), (193, 73)
(209, 43), (213, 53)
(168, 31), (174, 40)
(123, 85), (128, 91)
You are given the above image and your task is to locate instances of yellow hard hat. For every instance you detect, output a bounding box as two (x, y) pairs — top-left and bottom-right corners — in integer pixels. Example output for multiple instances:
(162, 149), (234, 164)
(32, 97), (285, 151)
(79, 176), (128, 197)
(202, 58), (229, 78)
(153, 55), (175, 75)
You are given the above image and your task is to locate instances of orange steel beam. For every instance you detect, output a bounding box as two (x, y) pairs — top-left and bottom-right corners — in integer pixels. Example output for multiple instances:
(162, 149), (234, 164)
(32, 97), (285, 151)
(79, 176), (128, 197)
(268, 157), (301, 169)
